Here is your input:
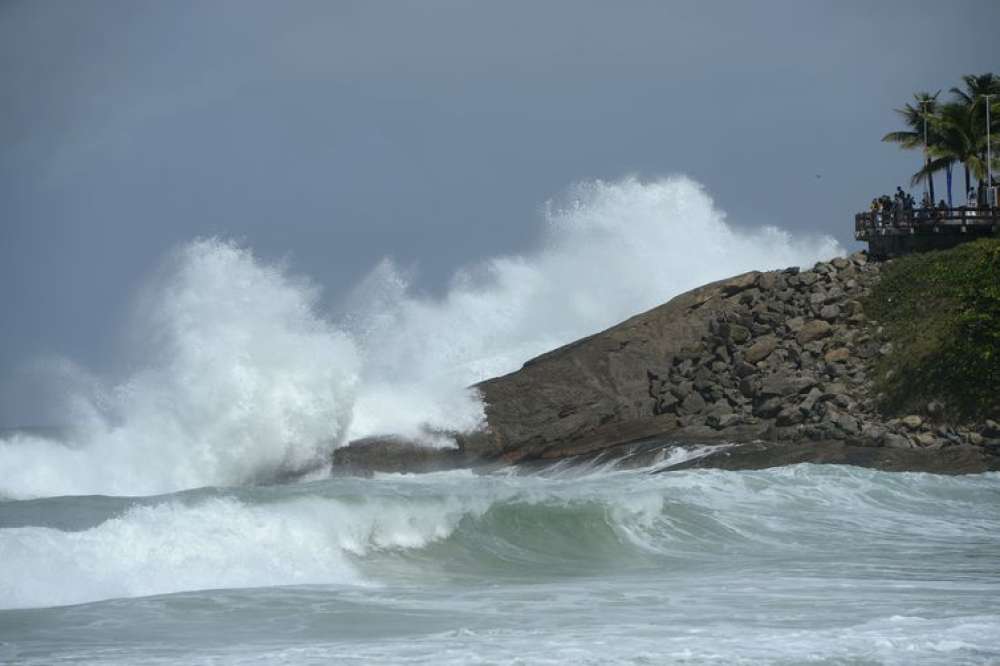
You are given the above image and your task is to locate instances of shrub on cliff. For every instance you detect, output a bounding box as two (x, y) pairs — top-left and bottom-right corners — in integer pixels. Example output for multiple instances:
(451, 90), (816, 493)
(865, 238), (1000, 420)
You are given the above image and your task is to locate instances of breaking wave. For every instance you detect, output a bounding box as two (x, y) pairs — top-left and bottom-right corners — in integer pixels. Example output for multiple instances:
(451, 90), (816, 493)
(0, 177), (842, 498)
(1, 464), (996, 610)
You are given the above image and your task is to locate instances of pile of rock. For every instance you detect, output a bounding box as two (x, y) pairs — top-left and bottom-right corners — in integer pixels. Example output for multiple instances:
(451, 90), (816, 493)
(646, 252), (997, 452)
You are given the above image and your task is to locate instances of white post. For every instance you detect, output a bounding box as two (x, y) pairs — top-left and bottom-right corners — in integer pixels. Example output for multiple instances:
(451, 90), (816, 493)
(984, 94), (995, 207)
(987, 94), (993, 192)
(919, 99), (933, 202)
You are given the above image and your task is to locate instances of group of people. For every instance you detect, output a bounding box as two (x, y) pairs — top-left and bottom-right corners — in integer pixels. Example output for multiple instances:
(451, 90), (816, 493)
(869, 182), (999, 226)
(868, 187), (927, 223)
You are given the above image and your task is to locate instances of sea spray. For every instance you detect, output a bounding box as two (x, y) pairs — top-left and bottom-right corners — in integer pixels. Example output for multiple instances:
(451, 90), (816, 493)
(0, 240), (360, 498)
(344, 176), (841, 441)
(0, 177), (843, 498)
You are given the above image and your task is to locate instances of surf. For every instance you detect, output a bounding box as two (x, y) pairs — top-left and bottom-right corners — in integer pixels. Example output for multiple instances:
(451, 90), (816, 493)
(0, 176), (842, 499)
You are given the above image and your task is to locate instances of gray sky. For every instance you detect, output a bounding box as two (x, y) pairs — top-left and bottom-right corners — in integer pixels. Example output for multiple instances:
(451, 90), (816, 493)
(1, 0), (998, 424)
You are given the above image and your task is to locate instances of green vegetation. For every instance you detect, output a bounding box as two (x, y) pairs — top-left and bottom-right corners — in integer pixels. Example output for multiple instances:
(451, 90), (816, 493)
(865, 238), (1000, 421)
(882, 73), (1000, 202)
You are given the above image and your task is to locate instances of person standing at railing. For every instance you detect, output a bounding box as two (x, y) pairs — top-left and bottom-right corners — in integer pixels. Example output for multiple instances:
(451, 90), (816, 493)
(967, 188), (978, 218)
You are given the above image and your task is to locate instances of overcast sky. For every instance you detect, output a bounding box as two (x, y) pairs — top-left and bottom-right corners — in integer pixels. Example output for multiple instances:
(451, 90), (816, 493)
(2, 0), (998, 421)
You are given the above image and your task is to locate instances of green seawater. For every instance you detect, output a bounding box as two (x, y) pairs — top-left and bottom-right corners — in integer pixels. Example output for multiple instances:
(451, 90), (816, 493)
(2, 459), (999, 665)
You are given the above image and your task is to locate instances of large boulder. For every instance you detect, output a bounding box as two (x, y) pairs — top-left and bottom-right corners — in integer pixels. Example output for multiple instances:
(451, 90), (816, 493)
(477, 272), (761, 461)
(796, 320), (833, 344)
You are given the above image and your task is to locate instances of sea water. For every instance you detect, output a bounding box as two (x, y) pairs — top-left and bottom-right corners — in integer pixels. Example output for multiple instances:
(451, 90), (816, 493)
(2, 462), (998, 664)
(5, 177), (995, 664)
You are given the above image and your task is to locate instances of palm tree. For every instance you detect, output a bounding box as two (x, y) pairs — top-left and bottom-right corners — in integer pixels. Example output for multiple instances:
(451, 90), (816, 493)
(949, 73), (1000, 189)
(911, 102), (980, 200)
(883, 91), (940, 203)
(949, 73), (1000, 116)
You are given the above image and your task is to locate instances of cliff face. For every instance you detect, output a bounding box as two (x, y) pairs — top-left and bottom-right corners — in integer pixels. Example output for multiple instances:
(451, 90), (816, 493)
(335, 251), (1000, 474)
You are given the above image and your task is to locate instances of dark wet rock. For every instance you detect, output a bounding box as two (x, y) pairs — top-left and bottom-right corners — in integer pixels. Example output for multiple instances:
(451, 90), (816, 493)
(667, 440), (998, 475)
(332, 436), (481, 476)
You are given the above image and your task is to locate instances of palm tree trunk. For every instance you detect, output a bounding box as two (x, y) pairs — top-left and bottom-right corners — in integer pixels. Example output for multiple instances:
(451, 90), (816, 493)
(926, 157), (936, 203)
(946, 163), (953, 207)
(965, 164), (971, 200)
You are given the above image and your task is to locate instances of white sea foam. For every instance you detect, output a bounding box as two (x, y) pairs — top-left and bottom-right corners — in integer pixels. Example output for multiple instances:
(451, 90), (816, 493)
(0, 176), (842, 498)
(0, 494), (480, 609)
(0, 241), (360, 498)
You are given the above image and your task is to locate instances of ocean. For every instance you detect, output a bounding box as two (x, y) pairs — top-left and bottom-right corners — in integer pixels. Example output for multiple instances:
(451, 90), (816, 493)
(2, 177), (995, 664)
(2, 459), (999, 664)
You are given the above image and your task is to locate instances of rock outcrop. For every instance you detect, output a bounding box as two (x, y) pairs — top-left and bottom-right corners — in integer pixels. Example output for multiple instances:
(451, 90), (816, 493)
(338, 252), (1000, 474)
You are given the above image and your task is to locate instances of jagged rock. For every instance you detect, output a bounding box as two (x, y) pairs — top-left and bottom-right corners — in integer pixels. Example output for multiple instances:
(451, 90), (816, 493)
(786, 316), (806, 332)
(720, 322), (751, 344)
(760, 373), (817, 397)
(654, 392), (679, 415)
(708, 413), (744, 430)
(884, 433), (914, 449)
(798, 271), (819, 286)
(901, 415), (924, 430)
(754, 396), (784, 418)
(679, 392), (707, 415)
(739, 377), (758, 398)
(798, 387), (823, 415)
(832, 413), (861, 435)
(982, 420), (1000, 438)
(796, 320), (833, 344)
(754, 311), (783, 327)
(670, 381), (695, 400)
(693, 366), (715, 390)
(744, 335), (778, 364)
(819, 304), (841, 321)
(861, 423), (888, 445)
(721, 272), (761, 295)
(823, 347), (851, 364)
(915, 432), (939, 447)
(776, 405), (804, 426)
(757, 272), (778, 290)
(824, 288), (844, 304)
(831, 257), (850, 270)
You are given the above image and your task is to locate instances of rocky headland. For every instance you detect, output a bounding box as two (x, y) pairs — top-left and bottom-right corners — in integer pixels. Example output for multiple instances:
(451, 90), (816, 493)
(334, 249), (1000, 476)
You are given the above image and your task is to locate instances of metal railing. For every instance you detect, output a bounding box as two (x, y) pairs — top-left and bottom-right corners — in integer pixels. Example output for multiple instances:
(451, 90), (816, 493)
(855, 207), (1000, 241)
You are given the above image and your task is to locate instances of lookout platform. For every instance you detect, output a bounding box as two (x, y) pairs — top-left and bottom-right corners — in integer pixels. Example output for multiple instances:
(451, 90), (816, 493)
(855, 208), (1000, 259)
